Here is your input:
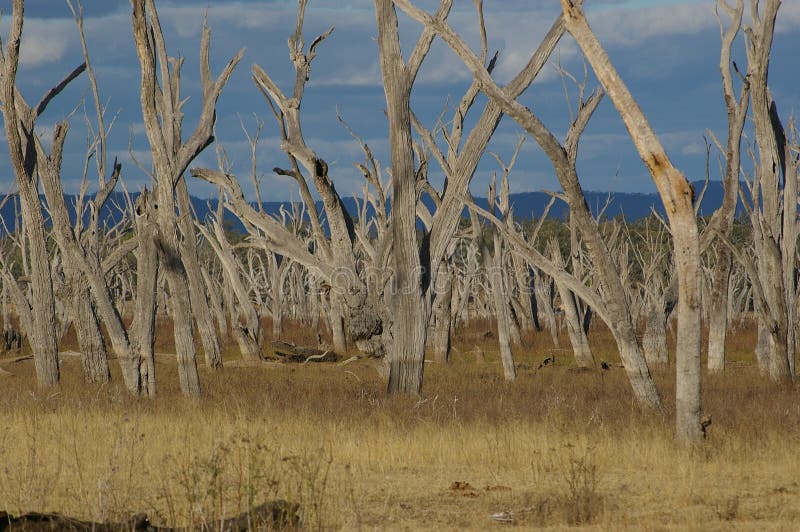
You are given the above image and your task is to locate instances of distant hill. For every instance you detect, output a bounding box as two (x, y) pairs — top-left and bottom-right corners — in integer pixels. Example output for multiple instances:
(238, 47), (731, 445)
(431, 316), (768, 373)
(0, 180), (742, 236)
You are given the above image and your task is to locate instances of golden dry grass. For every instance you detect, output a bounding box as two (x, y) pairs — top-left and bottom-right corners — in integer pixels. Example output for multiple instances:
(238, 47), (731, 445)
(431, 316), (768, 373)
(0, 319), (798, 530)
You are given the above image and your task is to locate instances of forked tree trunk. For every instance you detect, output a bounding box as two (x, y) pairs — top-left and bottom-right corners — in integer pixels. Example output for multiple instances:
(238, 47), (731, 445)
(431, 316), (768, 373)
(703, 0), (748, 373)
(377, 0), (429, 394)
(132, 0), (241, 395)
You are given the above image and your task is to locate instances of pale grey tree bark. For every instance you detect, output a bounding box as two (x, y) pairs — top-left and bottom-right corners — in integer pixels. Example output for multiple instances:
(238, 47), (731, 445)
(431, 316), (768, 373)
(534, 269), (560, 348)
(197, 213), (263, 361)
(0, 0), (60, 386)
(430, 260), (454, 363)
(548, 239), (594, 368)
(375, 0), (431, 393)
(68, 268), (111, 382)
(132, 191), (159, 396)
(560, 0), (703, 443)
(744, 0), (794, 382)
(398, 1), (662, 408)
(632, 219), (672, 367)
(719, 0), (795, 382)
(468, 172), (516, 381)
(132, 0), (242, 395)
(176, 182), (223, 369)
(202, 268), (228, 340)
(705, 0), (751, 373)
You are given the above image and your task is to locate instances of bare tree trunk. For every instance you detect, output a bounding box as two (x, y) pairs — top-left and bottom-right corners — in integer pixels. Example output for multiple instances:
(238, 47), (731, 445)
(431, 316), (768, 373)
(132, 0), (241, 395)
(329, 295), (347, 353)
(507, 300), (522, 346)
(732, 0), (794, 383)
(561, 0), (702, 443)
(490, 233), (516, 381)
(702, 0), (750, 373)
(1, 2), (60, 386)
(707, 249), (732, 372)
(377, 0), (429, 394)
(511, 257), (536, 332)
(549, 239), (594, 368)
(69, 269), (111, 383)
(431, 262), (454, 363)
(272, 311), (283, 339)
(642, 306), (669, 367)
(269, 254), (285, 340)
(562, 290), (594, 368)
(157, 196), (201, 395)
(176, 180), (223, 369)
(536, 271), (560, 348)
(202, 268), (228, 339)
(133, 191), (160, 397)
(755, 317), (770, 374)
(1, 284), (13, 354)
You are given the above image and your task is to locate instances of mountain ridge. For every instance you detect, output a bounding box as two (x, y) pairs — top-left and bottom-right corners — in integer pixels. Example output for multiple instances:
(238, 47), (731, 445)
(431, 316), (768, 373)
(0, 180), (741, 235)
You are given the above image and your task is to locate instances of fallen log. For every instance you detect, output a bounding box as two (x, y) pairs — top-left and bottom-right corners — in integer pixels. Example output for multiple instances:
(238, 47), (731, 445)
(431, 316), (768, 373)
(270, 341), (340, 363)
(0, 500), (300, 531)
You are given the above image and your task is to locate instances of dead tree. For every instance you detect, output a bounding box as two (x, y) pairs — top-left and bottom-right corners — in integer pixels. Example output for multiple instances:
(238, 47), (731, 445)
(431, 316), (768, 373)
(468, 173), (517, 381)
(560, 0), (703, 443)
(632, 218), (674, 367)
(194, 0), (563, 394)
(197, 204), (264, 361)
(429, 257), (455, 363)
(704, 0), (751, 372)
(195, 3), (382, 358)
(547, 238), (594, 368)
(381, 0), (568, 393)
(131, 0), (243, 394)
(0, 0), (62, 386)
(399, 2), (663, 408)
(739, 0), (795, 382)
(0, 1), (137, 387)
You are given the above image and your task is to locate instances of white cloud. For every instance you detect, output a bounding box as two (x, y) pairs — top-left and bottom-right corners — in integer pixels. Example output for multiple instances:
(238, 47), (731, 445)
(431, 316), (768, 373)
(775, 1), (800, 33)
(5, 18), (74, 68)
(586, 3), (717, 47)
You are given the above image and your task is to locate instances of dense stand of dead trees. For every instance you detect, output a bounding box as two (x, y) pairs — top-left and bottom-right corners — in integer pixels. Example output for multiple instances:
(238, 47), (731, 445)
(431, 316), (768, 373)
(0, 0), (797, 444)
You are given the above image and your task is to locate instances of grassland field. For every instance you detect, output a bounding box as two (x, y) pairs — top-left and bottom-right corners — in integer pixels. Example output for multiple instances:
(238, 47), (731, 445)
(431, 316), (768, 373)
(0, 317), (798, 530)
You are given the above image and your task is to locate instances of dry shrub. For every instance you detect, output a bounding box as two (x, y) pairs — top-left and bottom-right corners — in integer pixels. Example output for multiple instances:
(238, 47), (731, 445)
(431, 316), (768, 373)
(562, 448), (603, 525)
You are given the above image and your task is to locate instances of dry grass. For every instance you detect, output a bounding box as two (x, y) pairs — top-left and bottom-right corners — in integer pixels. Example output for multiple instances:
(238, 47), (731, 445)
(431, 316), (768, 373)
(0, 318), (798, 530)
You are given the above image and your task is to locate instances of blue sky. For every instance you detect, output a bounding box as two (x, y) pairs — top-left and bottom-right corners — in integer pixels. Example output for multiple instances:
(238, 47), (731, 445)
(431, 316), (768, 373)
(0, 0), (798, 201)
